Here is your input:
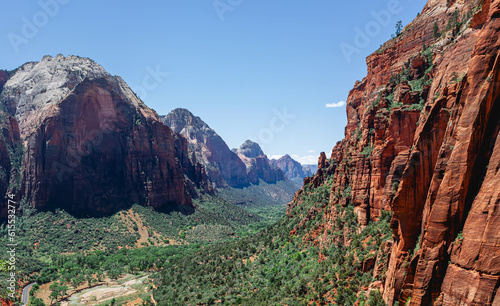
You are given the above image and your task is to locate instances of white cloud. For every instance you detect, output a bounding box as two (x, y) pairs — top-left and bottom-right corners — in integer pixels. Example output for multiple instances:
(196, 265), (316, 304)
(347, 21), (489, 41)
(307, 149), (315, 153)
(326, 100), (346, 108)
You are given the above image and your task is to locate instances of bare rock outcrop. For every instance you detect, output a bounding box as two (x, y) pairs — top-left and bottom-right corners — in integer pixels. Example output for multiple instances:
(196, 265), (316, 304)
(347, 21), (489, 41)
(270, 154), (312, 184)
(0, 55), (209, 215)
(235, 140), (286, 184)
(162, 108), (248, 188)
(287, 0), (500, 304)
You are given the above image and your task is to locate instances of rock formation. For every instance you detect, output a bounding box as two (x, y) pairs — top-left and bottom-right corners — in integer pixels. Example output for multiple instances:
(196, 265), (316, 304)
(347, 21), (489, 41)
(235, 140), (286, 184)
(287, 0), (500, 304)
(162, 108), (248, 188)
(163, 109), (289, 188)
(0, 55), (210, 216)
(270, 154), (312, 184)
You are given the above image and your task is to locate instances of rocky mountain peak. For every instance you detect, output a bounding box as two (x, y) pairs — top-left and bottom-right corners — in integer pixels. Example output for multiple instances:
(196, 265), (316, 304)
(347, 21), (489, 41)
(2, 54), (108, 114)
(162, 108), (249, 188)
(1, 54), (155, 139)
(0, 55), (210, 215)
(270, 154), (312, 184)
(163, 108), (205, 132)
(163, 108), (216, 142)
(236, 140), (265, 158)
(163, 109), (292, 188)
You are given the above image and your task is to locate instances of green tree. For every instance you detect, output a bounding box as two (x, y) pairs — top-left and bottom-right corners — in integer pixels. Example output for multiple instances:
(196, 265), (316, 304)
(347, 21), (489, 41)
(71, 274), (84, 289)
(433, 22), (441, 39)
(108, 268), (122, 280)
(58, 285), (68, 299)
(49, 283), (59, 304)
(367, 289), (386, 306)
(395, 20), (403, 36)
(49, 283), (68, 302)
(96, 270), (104, 282)
(86, 274), (95, 287)
(30, 297), (46, 306)
(49, 291), (58, 305)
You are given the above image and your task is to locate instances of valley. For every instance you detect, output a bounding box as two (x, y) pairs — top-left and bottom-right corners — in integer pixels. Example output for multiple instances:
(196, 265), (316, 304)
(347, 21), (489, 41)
(1, 0), (500, 305)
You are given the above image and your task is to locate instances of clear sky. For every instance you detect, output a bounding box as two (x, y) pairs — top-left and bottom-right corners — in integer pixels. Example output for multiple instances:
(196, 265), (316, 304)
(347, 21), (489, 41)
(0, 0), (426, 164)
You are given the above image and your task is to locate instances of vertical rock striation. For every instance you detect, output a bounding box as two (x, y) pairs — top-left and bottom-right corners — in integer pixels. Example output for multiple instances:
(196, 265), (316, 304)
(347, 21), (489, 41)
(287, 0), (500, 304)
(0, 55), (209, 215)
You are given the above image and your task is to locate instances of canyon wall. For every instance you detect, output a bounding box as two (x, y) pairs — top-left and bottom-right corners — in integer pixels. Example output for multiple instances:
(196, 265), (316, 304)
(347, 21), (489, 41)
(0, 55), (210, 216)
(287, 0), (500, 304)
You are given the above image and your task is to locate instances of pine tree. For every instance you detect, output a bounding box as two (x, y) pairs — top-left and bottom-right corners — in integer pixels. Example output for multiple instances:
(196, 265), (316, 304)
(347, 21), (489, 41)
(433, 22), (441, 40)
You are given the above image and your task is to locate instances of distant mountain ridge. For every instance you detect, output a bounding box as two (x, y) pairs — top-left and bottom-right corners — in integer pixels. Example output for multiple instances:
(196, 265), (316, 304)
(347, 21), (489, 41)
(270, 154), (312, 184)
(162, 108), (248, 188)
(234, 139), (286, 184)
(162, 108), (287, 188)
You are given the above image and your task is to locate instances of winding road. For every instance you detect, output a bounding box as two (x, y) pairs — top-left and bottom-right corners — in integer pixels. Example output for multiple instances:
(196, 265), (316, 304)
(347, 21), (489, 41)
(21, 282), (36, 306)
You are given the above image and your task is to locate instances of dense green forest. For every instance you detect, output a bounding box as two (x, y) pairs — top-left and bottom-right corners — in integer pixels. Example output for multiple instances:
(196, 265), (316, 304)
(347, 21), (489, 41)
(0, 193), (288, 304)
(154, 180), (392, 305)
(0, 169), (394, 305)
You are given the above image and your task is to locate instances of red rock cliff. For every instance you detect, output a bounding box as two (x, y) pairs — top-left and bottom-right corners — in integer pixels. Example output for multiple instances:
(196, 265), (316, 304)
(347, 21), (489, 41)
(287, 0), (500, 304)
(0, 55), (210, 215)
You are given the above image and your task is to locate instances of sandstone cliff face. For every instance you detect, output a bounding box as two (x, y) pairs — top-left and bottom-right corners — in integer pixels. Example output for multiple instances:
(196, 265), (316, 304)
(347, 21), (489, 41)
(392, 1), (500, 303)
(162, 108), (248, 188)
(235, 140), (286, 184)
(0, 55), (209, 215)
(270, 154), (312, 184)
(287, 0), (499, 304)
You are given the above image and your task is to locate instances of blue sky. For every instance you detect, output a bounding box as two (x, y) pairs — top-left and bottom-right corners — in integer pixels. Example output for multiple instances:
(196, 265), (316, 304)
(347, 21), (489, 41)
(0, 0), (426, 164)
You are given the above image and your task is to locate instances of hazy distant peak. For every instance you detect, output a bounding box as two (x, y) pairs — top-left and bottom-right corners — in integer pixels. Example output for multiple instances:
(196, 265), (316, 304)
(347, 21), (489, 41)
(237, 140), (265, 158)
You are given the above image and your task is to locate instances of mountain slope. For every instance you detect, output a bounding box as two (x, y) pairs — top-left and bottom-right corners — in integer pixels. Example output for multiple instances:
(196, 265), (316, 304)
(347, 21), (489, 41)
(270, 154), (312, 184)
(285, 0), (500, 304)
(163, 109), (288, 189)
(0, 55), (210, 216)
(163, 109), (298, 217)
(162, 108), (248, 188)
(235, 140), (286, 184)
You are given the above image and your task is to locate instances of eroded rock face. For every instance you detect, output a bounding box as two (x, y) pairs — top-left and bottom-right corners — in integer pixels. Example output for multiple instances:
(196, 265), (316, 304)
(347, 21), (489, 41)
(235, 140), (286, 184)
(287, 0), (499, 304)
(236, 140), (265, 159)
(163, 110), (292, 188)
(1, 55), (111, 140)
(162, 108), (248, 188)
(270, 154), (312, 184)
(1, 55), (209, 215)
(396, 1), (500, 303)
